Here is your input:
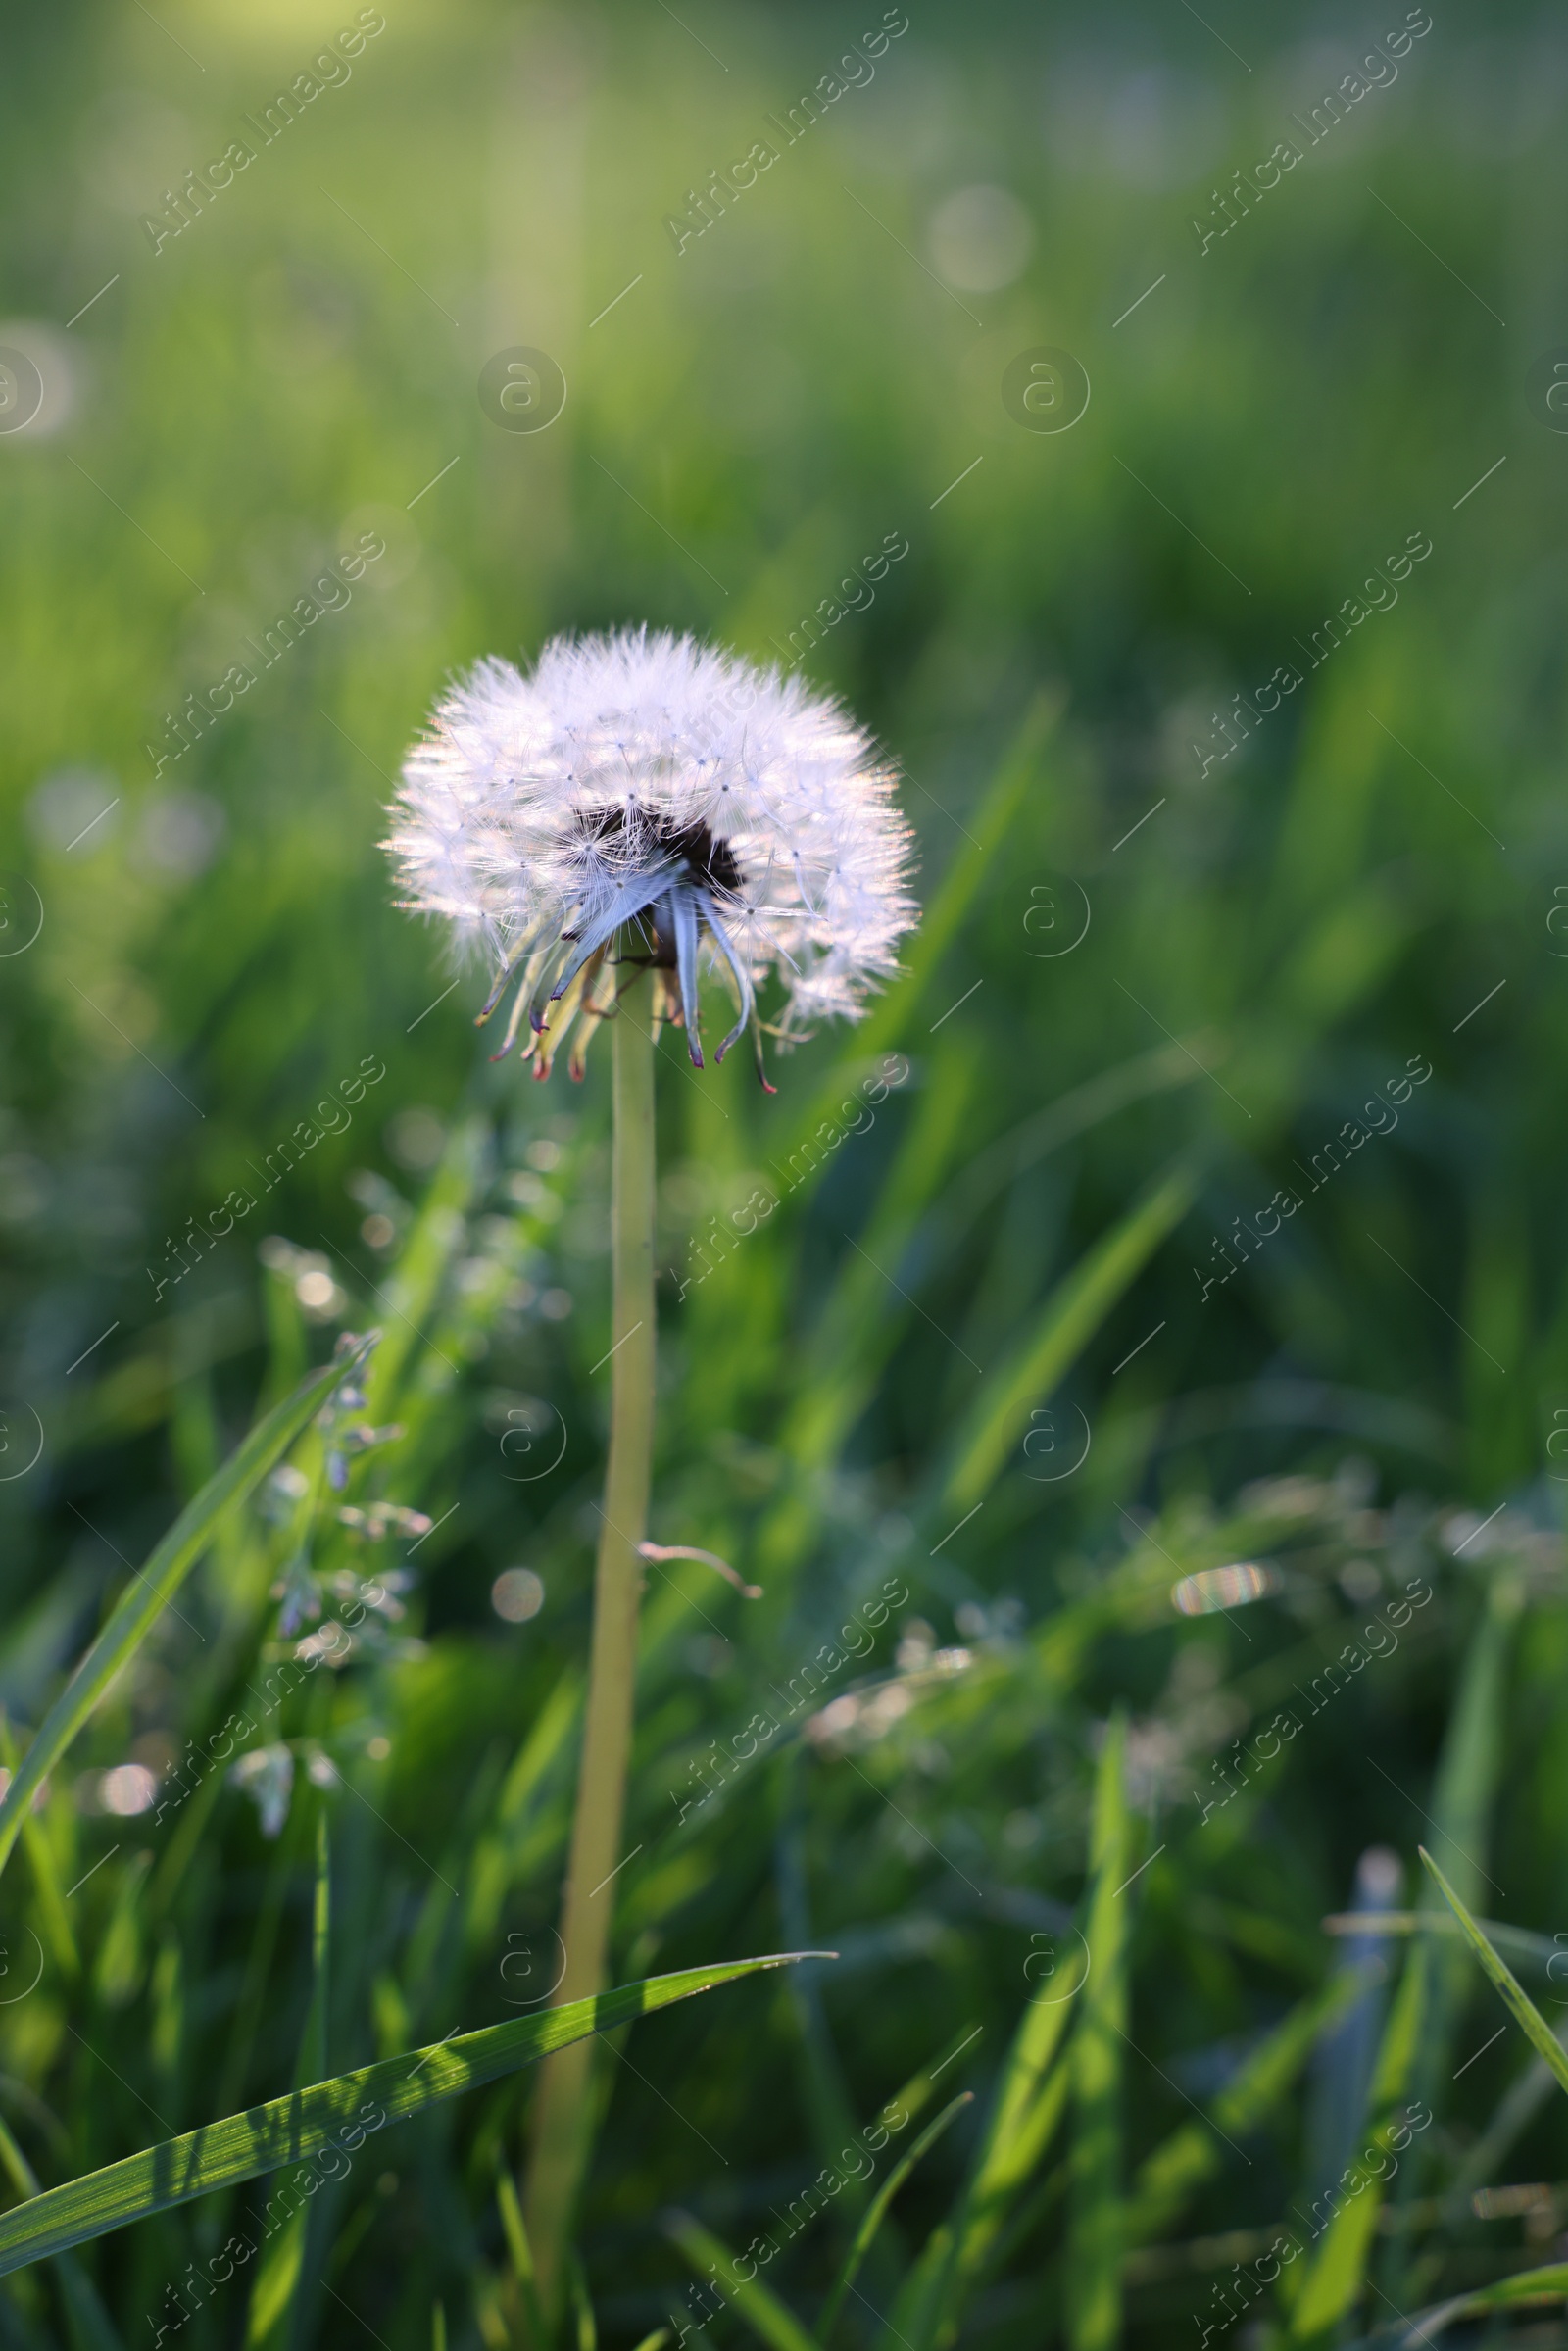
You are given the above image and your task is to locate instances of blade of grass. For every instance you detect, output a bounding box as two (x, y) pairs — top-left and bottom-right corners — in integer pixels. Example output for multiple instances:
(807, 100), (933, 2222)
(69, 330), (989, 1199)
(0, 1720), (77, 1985)
(1382, 2262), (1568, 2348)
(810, 2011), (996, 2328)
(1321, 1910), (1561, 1976)
(0, 2111), (120, 2351)
(1126, 1963), (1379, 2244)
(1419, 1846), (1568, 2095)
(783, 1047), (978, 1475)
(937, 1041), (1209, 1235)
(567, 2247), (598, 2351)
(815, 2091), (972, 2344)
(1379, 1567), (1523, 2301)
(360, 1117), (488, 1420)
(0, 1335), (376, 1886)
(1066, 1717), (1130, 2351)
(895, 1947), (1077, 2345)
(942, 1160), (1198, 1515)
(774, 1762), (866, 2214)
(0, 1954), (824, 2277)
(300, 1809), (330, 2087)
(1288, 1571), (1522, 2341)
(891, 1774), (1110, 2349)
(460, 1563), (768, 2030)
(665, 2212), (818, 2351)
(1285, 1912), (1432, 2341)
(778, 693), (1061, 1184)
(495, 2162), (549, 2351)
(1441, 2006), (1568, 2220)
(245, 1814), (332, 2348)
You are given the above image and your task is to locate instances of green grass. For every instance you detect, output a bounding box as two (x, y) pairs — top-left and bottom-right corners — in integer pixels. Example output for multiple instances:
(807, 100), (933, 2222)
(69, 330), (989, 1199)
(1, 3), (1566, 2344)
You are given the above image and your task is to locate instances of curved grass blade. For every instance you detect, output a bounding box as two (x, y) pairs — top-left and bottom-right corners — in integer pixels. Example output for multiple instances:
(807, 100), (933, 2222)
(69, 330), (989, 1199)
(779, 692), (1061, 1185)
(0, 1334), (376, 1885)
(1381, 2262), (1568, 2348)
(665, 2212), (817, 2351)
(0, 1953), (824, 2278)
(1418, 1846), (1568, 2096)
(815, 2091), (972, 2345)
(941, 1160), (1197, 1514)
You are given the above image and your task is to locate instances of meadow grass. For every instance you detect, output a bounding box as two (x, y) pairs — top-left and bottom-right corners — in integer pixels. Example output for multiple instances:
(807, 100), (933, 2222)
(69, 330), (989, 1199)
(0, 5), (1565, 2344)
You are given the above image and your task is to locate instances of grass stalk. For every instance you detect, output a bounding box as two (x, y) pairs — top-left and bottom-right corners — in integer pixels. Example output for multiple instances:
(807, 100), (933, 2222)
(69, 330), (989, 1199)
(523, 967), (658, 2325)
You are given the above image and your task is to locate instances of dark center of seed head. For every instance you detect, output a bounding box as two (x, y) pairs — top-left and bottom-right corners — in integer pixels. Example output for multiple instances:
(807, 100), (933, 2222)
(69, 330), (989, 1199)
(581, 805), (744, 896)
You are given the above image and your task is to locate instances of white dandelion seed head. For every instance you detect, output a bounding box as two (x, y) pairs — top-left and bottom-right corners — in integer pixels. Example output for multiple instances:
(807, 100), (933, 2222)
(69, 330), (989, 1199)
(384, 628), (917, 1077)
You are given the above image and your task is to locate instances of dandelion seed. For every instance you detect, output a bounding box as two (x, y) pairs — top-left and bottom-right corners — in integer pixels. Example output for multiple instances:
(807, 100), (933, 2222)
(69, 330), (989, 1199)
(384, 628), (916, 1085)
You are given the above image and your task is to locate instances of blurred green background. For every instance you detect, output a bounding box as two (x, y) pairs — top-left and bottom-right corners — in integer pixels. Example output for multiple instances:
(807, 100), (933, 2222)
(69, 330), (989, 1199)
(2, 2), (1568, 2345)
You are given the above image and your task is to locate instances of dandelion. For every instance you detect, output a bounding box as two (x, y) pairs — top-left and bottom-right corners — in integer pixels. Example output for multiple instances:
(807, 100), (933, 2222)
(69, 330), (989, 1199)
(384, 628), (916, 2314)
(384, 627), (915, 1085)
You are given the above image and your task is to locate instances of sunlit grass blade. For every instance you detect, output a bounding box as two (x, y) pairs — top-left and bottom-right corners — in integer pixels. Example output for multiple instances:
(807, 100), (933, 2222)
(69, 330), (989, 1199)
(1419, 1846), (1568, 2095)
(666, 2212), (817, 2351)
(941, 1161), (1197, 1513)
(0, 1334), (376, 1886)
(0, 1954), (823, 2277)
(1066, 1716), (1129, 2351)
(814, 2090), (971, 2345)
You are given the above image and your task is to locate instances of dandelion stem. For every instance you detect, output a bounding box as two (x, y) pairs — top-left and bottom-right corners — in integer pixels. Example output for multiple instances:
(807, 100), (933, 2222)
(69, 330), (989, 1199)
(523, 968), (657, 2320)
